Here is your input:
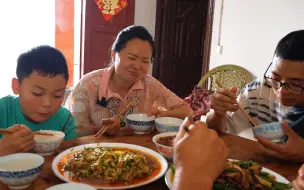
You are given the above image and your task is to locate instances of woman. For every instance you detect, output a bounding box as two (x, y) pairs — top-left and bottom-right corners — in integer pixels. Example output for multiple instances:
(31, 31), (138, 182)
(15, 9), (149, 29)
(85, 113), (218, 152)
(66, 25), (193, 137)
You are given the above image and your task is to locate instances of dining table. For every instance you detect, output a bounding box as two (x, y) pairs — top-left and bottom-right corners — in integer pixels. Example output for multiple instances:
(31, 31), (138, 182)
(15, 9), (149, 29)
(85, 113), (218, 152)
(0, 132), (301, 190)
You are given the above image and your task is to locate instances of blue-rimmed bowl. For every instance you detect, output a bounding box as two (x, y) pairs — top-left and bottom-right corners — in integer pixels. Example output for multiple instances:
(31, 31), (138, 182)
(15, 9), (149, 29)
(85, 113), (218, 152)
(252, 122), (285, 142)
(155, 117), (184, 133)
(126, 114), (155, 134)
(0, 153), (44, 189)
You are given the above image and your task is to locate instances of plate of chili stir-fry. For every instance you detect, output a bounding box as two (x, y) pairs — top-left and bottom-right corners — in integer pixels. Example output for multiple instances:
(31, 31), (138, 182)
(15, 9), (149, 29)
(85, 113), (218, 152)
(166, 159), (292, 190)
(52, 143), (168, 189)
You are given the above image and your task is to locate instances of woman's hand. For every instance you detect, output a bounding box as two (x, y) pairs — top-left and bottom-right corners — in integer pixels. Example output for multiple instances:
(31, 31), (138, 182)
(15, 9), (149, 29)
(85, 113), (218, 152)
(148, 107), (167, 117)
(101, 117), (121, 136)
(148, 104), (193, 119)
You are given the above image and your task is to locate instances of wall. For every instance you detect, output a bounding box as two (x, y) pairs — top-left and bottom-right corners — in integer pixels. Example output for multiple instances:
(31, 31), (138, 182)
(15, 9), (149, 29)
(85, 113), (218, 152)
(134, 0), (157, 38)
(209, 0), (304, 78)
(0, 0), (55, 97)
(134, 0), (157, 74)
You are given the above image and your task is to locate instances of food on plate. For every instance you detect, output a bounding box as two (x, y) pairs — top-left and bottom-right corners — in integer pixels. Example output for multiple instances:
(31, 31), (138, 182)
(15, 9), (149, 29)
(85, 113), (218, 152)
(170, 160), (291, 190)
(60, 147), (159, 184)
(156, 136), (176, 147)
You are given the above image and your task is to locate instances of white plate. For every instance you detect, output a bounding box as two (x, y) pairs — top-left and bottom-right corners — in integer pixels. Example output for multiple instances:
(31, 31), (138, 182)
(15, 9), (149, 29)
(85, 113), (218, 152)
(46, 183), (96, 190)
(165, 163), (291, 189)
(52, 143), (168, 190)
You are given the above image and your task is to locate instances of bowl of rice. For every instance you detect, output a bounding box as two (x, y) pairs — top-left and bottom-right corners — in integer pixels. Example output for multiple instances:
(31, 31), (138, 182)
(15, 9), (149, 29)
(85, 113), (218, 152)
(34, 130), (65, 156)
(0, 153), (44, 189)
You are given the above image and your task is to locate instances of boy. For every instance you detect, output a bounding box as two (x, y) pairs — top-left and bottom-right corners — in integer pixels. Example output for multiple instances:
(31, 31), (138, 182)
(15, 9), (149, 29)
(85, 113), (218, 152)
(207, 30), (304, 162)
(0, 45), (77, 156)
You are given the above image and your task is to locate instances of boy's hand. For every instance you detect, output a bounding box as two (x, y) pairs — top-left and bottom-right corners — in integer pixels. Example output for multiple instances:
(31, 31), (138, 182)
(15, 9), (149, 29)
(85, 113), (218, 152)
(211, 87), (239, 116)
(0, 125), (34, 156)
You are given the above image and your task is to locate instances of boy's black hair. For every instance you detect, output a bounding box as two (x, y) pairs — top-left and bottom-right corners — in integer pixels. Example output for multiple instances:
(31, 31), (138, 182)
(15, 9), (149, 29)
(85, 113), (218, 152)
(274, 30), (304, 61)
(16, 45), (69, 82)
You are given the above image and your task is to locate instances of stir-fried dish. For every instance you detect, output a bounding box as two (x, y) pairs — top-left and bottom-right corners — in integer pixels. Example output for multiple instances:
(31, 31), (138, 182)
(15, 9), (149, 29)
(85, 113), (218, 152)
(170, 160), (291, 190)
(214, 160), (291, 190)
(157, 136), (176, 147)
(62, 147), (157, 184)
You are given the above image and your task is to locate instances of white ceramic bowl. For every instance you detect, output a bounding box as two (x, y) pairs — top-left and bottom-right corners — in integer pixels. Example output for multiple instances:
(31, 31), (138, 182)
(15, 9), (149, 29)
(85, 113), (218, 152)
(126, 114), (155, 134)
(0, 153), (44, 189)
(46, 183), (96, 190)
(152, 132), (177, 160)
(34, 130), (65, 156)
(252, 122), (285, 142)
(155, 117), (183, 133)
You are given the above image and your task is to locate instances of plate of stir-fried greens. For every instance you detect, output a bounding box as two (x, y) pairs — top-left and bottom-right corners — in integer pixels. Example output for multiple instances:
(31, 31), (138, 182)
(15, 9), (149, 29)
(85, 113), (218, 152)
(166, 160), (292, 190)
(52, 143), (168, 189)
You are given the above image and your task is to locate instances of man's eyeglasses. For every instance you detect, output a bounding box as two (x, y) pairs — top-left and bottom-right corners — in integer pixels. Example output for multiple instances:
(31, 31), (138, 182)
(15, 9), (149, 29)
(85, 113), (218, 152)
(263, 62), (304, 95)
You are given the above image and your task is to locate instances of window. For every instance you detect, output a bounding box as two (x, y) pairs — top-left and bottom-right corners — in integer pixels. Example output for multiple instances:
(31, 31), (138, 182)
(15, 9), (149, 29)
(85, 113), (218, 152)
(0, 0), (80, 97)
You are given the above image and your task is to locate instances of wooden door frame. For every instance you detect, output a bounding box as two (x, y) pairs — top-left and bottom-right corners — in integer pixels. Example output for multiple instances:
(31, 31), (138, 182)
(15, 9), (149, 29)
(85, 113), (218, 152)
(153, 0), (215, 88)
(202, 0), (215, 87)
(79, 0), (85, 78)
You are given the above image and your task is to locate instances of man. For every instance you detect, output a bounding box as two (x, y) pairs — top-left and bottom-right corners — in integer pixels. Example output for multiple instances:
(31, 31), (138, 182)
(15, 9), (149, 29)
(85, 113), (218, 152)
(172, 120), (304, 189)
(172, 118), (228, 190)
(207, 30), (304, 162)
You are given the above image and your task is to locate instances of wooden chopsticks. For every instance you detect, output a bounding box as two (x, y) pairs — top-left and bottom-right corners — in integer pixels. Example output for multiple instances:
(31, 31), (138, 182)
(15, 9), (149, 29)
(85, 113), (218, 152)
(0, 128), (54, 136)
(215, 80), (257, 127)
(95, 99), (137, 138)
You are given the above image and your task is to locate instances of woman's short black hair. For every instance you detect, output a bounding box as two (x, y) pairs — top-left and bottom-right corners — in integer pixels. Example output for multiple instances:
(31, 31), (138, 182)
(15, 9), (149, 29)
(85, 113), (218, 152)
(112, 25), (155, 62)
(16, 45), (69, 82)
(274, 30), (304, 61)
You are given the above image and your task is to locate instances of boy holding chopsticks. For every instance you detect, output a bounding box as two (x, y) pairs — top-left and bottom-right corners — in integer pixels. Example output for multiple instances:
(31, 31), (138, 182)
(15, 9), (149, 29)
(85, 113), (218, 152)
(0, 45), (77, 156)
(207, 30), (304, 162)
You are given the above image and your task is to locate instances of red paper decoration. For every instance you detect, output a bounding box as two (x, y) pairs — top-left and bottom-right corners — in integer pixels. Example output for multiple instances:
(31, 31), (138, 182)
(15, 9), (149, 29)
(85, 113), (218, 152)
(94, 0), (128, 21)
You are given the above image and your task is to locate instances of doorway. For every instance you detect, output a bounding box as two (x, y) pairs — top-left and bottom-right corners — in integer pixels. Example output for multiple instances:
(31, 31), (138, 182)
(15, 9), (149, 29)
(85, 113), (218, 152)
(81, 0), (135, 76)
(153, 0), (214, 98)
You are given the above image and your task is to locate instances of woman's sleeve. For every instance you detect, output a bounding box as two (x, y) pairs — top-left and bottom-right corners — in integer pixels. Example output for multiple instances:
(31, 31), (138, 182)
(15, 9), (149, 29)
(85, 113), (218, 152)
(65, 79), (94, 129)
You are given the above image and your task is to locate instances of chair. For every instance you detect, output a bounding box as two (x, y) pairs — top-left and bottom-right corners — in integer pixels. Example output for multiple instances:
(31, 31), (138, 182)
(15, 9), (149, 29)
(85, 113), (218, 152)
(197, 64), (253, 91)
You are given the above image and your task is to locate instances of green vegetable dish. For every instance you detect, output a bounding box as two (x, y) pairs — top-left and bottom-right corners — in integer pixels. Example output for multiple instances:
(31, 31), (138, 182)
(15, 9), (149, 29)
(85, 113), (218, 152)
(170, 160), (292, 190)
(62, 147), (157, 184)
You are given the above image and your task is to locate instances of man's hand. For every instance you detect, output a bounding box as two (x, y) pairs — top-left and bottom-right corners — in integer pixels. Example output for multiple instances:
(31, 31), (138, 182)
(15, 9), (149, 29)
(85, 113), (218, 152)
(257, 121), (304, 162)
(172, 118), (228, 190)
